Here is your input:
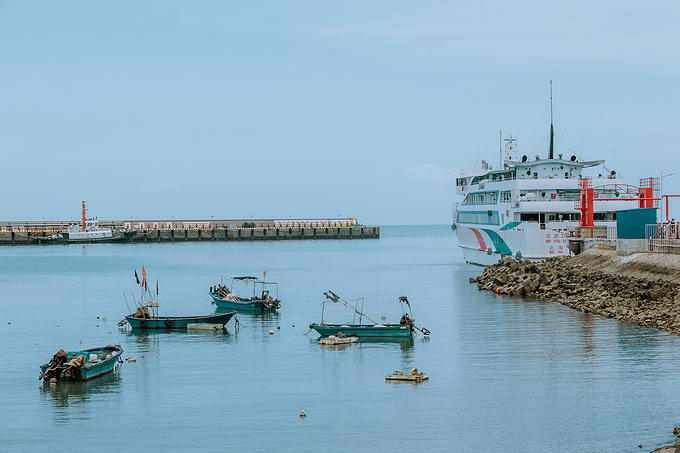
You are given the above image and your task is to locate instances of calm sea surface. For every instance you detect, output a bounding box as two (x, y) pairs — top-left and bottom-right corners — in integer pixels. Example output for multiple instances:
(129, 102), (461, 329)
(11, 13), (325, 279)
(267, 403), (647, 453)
(2, 225), (680, 452)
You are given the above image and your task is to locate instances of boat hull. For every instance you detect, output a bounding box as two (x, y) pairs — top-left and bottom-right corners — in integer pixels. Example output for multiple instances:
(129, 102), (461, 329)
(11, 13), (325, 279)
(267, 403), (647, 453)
(125, 311), (236, 329)
(40, 346), (123, 381)
(210, 293), (279, 312)
(309, 323), (413, 338)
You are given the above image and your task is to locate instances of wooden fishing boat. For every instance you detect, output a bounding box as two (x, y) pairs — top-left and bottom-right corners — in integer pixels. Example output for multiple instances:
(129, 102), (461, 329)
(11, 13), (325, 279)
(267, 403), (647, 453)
(209, 275), (281, 312)
(119, 267), (237, 330)
(309, 292), (430, 339)
(124, 311), (236, 330)
(39, 345), (123, 381)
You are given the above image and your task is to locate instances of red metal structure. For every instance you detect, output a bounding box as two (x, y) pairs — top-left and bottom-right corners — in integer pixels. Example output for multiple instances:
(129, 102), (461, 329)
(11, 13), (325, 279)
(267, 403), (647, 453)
(576, 178), (594, 228)
(82, 201), (87, 231)
(638, 177), (659, 209)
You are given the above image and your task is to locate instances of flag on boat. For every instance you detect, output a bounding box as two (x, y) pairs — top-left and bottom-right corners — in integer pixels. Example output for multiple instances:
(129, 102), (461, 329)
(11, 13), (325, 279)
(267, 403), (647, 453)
(263, 270), (267, 278)
(142, 277), (147, 290)
(142, 266), (147, 277)
(135, 270), (140, 285)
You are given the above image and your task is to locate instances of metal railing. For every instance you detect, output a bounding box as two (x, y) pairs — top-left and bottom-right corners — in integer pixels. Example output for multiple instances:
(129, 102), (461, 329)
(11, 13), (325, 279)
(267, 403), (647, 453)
(567, 225), (617, 239)
(645, 223), (680, 254)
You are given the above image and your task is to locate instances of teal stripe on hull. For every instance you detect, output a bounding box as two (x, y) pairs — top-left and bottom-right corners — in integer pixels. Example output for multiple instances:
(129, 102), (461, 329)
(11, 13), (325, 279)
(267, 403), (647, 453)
(480, 228), (513, 256)
(309, 323), (412, 338)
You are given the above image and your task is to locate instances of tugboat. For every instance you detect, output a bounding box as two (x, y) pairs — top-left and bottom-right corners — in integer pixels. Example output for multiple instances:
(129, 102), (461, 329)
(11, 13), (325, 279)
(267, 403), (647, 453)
(36, 201), (136, 244)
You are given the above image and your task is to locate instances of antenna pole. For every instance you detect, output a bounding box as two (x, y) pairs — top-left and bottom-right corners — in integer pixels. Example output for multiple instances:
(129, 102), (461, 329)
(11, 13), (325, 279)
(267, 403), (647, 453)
(499, 130), (502, 170)
(549, 80), (554, 160)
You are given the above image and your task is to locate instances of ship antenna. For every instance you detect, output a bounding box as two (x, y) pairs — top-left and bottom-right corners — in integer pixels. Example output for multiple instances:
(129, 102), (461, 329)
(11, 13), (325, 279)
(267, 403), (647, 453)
(549, 80), (554, 160)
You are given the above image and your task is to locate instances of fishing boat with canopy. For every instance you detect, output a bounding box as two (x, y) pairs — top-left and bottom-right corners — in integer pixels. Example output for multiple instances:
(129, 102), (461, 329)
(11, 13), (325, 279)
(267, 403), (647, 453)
(308, 291), (430, 338)
(209, 273), (281, 312)
(119, 267), (236, 329)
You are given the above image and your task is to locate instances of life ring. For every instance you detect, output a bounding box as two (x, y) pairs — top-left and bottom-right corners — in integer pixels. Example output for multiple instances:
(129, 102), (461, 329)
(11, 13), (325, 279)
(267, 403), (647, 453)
(165, 319), (174, 327)
(140, 319), (147, 327)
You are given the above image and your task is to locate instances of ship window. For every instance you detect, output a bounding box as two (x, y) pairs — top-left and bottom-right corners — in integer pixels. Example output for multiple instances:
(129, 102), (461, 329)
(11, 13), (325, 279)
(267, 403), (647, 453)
(565, 172), (569, 178)
(456, 211), (500, 225)
(533, 172), (538, 179)
(520, 213), (539, 222)
(500, 191), (512, 202)
(462, 191), (498, 205)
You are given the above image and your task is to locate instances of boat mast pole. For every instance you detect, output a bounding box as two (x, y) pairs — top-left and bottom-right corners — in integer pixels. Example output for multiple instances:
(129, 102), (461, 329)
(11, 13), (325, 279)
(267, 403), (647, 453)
(549, 80), (554, 160)
(81, 201), (87, 231)
(499, 130), (502, 170)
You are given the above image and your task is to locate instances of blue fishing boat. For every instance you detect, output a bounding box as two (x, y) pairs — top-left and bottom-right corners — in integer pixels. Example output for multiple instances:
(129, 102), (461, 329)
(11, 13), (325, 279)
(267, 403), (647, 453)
(209, 275), (281, 312)
(39, 345), (123, 381)
(309, 292), (430, 339)
(124, 311), (236, 330)
(119, 267), (237, 330)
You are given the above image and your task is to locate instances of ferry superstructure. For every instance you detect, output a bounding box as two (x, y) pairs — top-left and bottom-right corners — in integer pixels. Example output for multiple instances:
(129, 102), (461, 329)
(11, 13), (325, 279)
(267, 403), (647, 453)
(452, 85), (644, 265)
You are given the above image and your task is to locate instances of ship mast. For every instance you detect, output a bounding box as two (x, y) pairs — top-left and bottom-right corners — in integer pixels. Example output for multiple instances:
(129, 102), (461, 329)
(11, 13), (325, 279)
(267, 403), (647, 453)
(549, 80), (554, 160)
(81, 201), (87, 231)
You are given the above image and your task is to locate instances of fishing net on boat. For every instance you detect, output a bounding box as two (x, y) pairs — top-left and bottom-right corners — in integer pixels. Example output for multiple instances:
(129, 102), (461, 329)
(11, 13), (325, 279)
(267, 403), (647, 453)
(133, 306), (151, 318)
(67, 355), (85, 368)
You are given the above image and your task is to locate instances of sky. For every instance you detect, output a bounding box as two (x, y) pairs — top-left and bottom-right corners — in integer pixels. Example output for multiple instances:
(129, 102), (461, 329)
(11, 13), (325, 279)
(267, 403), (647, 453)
(1, 0), (679, 225)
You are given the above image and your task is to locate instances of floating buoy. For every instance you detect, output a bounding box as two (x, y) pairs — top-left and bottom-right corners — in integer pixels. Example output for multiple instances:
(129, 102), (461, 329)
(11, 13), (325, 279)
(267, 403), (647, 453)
(411, 367), (418, 375)
(381, 315), (386, 320)
(299, 410), (306, 417)
(103, 317), (106, 321)
(495, 288), (500, 294)
(292, 325), (294, 327)
(269, 330), (274, 335)
(49, 378), (57, 384)
(127, 357), (137, 363)
(277, 326), (280, 330)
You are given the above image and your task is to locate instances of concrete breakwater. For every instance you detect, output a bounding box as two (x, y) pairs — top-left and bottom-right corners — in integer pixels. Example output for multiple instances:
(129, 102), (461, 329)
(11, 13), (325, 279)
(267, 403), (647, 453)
(470, 250), (680, 336)
(0, 224), (380, 245)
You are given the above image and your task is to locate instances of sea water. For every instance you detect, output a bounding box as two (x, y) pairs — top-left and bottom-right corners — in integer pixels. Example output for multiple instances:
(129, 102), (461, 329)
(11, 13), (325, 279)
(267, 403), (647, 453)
(1, 225), (680, 452)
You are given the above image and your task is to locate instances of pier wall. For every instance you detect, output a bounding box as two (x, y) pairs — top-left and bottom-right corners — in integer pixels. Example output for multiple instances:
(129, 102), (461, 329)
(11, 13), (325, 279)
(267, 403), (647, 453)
(0, 224), (380, 245)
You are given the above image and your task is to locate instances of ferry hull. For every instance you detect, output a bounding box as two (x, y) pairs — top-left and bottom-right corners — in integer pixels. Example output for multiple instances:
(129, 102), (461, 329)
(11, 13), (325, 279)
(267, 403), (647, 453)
(455, 223), (571, 266)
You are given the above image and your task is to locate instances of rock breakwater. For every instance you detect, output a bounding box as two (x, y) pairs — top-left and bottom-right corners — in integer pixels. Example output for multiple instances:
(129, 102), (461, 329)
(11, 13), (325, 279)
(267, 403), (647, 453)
(471, 255), (680, 335)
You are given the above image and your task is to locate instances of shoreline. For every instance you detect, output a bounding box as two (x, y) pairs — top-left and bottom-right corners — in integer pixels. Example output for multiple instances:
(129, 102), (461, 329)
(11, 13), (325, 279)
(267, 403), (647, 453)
(471, 250), (680, 336)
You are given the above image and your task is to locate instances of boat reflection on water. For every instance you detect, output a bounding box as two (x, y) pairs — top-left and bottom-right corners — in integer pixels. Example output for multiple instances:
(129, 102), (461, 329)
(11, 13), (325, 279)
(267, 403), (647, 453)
(312, 335), (416, 351)
(39, 371), (122, 410)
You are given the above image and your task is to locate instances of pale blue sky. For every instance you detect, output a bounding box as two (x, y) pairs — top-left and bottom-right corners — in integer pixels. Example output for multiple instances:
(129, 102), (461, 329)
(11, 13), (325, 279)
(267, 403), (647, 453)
(1, 1), (678, 224)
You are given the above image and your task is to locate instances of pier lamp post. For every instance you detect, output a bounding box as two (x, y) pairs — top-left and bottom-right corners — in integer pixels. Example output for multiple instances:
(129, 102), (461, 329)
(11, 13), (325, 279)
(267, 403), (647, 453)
(661, 171), (676, 222)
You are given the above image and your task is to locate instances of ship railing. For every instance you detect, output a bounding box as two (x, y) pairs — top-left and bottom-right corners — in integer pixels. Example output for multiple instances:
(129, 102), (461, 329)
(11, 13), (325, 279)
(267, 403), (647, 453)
(645, 223), (680, 254)
(567, 225), (617, 239)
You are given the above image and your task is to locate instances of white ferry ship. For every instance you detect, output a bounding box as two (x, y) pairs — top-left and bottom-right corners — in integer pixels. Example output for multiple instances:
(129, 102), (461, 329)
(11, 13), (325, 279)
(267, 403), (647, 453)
(452, 88), (645, 265)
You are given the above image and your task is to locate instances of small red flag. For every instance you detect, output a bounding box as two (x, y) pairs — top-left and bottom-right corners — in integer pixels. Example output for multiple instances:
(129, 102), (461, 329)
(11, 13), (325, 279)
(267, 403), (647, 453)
(142, 266), (147, 277)
(142, 277), (147, 290)
(263, 270), (267, 278)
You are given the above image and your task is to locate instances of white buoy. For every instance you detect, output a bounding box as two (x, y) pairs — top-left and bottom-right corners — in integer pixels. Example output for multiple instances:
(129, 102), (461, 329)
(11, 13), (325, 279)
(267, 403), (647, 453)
(49, 378), (57, 384)
(269, 330), (274, 335)
(299, 410), (306, 417)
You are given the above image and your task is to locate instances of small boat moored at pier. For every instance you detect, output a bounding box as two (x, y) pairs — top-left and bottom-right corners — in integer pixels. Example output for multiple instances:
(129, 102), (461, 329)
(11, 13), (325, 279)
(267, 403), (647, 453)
(36, 201), (135, 244)
(209, 275), (281, 312)
(39, 345), (123, 381)
(309, 292), (429, 339)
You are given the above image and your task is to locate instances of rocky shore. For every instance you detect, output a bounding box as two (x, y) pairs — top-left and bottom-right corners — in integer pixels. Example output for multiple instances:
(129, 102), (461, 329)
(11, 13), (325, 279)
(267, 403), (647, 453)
(470, 251), (680, 335)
